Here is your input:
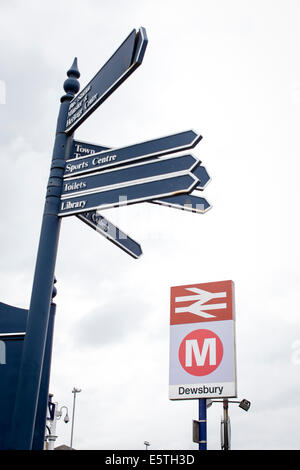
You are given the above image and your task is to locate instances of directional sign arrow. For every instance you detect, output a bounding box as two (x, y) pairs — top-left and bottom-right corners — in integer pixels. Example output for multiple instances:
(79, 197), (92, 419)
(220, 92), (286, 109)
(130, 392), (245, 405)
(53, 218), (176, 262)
(193, 165), (211, 190)
(77, 211), (142, 259)
(65, 27), (148, 134)
(151, 193), (211, 213)
(58, 173), (198, 217)
(62, 154), (200, 198)
(64, 130), (202, 178)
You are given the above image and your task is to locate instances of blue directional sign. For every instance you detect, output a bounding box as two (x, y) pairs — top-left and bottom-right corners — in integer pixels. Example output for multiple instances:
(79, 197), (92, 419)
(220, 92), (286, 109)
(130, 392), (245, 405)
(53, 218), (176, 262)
(152, 193), (211, 213)
(64, 130), (202, 177)
(62, 154), (199, 198)
(59, 173), (198, 217)
(65, 27), (148, 134)
(77, 211), (142, 259)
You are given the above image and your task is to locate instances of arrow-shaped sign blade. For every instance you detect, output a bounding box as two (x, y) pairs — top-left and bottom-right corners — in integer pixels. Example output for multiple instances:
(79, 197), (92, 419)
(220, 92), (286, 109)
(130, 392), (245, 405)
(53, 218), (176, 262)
(65, 27), (148, 134)
(132, 27), (148, 65)
(64, 130), (202, 178)
(77, 211), (142, 259)
(62, 154), (200, 199)
(58, 173), (198, 217)
(193, 165), (211, 190)
(151, 193), (211, 214)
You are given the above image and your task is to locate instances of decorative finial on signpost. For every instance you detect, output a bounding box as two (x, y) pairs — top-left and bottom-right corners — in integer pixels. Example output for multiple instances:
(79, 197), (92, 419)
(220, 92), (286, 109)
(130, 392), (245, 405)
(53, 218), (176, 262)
(68, 57), (80, 79)
(61, 57), (80, 102)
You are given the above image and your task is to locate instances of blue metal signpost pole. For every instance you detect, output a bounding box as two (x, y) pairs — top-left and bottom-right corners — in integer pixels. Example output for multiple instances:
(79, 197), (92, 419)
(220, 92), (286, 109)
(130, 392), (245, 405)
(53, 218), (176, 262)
(32, 298), (57, 450)
(8, 60), (80, 450)
(198, 399), (207, 450)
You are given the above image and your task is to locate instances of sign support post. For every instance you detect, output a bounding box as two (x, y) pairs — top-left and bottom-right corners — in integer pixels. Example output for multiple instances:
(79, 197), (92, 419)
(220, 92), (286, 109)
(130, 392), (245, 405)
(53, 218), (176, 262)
(32, 297), (57, 450)
(8, 60), (80, 450)
(222, 398), (230, 450)
(198, 399), (207, 450)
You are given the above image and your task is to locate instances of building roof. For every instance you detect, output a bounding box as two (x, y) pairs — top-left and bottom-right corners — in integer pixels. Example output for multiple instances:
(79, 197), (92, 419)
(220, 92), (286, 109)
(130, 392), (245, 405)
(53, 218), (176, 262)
(54, 444), (75, 450)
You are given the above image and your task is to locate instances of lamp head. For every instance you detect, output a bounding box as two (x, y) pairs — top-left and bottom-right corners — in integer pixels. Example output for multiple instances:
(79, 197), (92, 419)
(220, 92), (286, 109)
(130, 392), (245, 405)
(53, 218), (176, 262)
(239, 399), (251, 411)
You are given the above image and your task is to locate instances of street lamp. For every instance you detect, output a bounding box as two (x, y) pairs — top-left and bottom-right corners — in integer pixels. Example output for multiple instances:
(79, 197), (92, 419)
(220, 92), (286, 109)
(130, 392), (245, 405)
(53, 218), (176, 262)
(70, 387), (81, 449)
(144, 440), (150, 450)
(56, 405), (70, 423)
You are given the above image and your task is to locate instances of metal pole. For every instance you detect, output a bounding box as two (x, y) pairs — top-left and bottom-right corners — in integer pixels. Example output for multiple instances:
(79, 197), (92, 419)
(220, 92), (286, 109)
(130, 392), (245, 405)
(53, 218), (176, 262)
(70, 388), (81, 449)
(8, 60), (80, 449)
(32, 298), (57, 449)
(47, 402), (58, 451)
(198, 399), (207, 450)
(223, 398), (229, 450)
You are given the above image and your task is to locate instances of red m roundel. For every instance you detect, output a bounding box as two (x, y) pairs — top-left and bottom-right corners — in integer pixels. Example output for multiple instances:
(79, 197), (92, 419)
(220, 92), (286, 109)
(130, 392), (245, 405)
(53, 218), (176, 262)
(178, 329), (223, 376)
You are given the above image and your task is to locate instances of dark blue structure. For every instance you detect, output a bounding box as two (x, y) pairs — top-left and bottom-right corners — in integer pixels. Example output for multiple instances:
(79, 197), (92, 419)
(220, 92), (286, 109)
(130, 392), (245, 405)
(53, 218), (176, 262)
(0, 303), (27, 450)
(0, 301), (56, 450)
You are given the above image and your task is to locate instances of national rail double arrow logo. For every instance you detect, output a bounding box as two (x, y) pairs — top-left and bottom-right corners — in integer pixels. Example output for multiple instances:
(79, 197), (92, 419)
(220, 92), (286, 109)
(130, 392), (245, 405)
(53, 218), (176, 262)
(170, 281), (234, 325)
(175, 287), (227, 319)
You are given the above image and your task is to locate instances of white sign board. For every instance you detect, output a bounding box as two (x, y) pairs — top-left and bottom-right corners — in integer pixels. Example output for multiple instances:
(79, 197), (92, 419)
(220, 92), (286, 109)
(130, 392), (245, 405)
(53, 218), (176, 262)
(169, 280), (237, 400)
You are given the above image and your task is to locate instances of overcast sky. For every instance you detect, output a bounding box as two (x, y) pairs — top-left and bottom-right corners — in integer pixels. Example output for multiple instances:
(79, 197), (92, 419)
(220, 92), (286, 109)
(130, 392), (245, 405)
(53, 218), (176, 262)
(1, 0), (300, 450)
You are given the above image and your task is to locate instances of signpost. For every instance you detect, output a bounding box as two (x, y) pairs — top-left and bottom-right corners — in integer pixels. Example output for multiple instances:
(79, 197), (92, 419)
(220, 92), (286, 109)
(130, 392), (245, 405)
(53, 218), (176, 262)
(5, 27), (212, 449)
(8, 58), (80, 451)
